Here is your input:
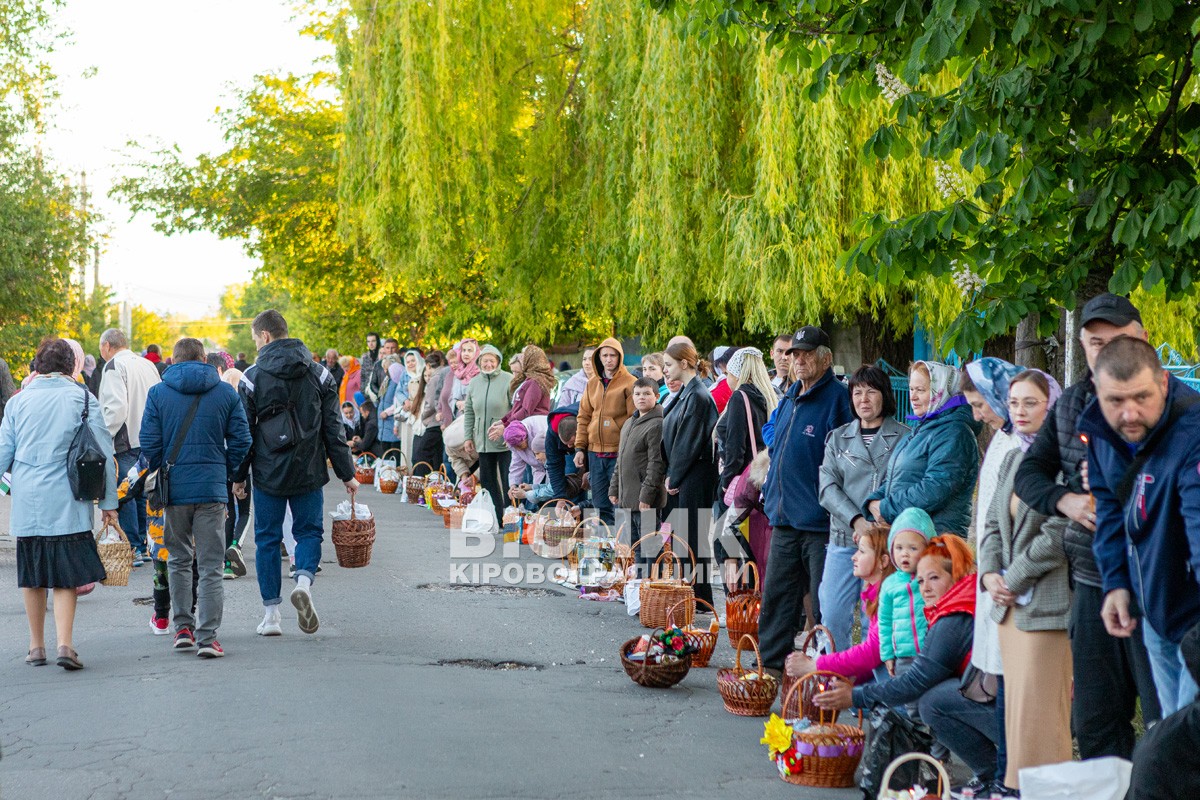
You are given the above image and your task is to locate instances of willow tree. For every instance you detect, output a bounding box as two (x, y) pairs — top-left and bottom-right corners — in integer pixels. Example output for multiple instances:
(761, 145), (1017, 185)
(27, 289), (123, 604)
(337, 0), (964, 349)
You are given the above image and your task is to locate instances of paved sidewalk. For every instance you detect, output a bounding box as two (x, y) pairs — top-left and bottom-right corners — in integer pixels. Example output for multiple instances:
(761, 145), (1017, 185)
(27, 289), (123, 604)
(0, 487), (863, 800)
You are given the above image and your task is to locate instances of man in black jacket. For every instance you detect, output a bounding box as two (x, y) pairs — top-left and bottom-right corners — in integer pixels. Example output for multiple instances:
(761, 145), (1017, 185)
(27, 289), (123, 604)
(233, 310), (357, 637)
(1012, 293), (1161, 758)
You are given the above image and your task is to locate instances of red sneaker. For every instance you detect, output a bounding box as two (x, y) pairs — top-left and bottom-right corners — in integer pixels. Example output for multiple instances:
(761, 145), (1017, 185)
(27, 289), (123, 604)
(173, 628), (195, 650)
(197, 640), (225, 659)
(149, 615), (170, 636)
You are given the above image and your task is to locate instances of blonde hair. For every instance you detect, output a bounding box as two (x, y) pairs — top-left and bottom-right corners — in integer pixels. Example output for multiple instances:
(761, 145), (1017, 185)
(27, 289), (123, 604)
(641, 352), (664, 370)
(730, 352), (778, 414)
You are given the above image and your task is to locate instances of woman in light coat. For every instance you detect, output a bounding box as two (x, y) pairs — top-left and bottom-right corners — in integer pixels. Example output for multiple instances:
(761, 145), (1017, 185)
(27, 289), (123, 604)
(0, 339), (118, 670)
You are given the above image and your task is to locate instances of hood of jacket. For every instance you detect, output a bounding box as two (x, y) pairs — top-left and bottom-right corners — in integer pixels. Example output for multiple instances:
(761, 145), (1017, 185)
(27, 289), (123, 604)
(591, 337), (630, 383)
(162, 361), (221, 395)
(630, 404), (664, 425)
(255, 338), (316, 381)
(476, 344), (503, 372)
(925, 572), (977, 626)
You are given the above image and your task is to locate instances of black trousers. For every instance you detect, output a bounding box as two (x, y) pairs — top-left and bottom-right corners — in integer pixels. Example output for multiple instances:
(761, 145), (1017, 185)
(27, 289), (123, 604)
(477, 450), (511, 524)
(1070, 581), (1162, 759)
(757, 526), (828, 670)
(412, 427), (444, 477)
(225, 477), (251, 549)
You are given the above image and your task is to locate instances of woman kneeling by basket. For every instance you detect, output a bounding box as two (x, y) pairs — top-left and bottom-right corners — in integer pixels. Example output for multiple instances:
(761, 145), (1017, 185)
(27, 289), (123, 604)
(812, 536), (1001, 792)
(0, 338), (119, 670)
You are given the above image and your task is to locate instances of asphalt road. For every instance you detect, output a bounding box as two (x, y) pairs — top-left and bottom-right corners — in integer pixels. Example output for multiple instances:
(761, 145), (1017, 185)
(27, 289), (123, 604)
(0, 484), (863, 800)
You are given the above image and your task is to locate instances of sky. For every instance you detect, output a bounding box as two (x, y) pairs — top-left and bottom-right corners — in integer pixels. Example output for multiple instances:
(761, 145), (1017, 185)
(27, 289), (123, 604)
(41, 1), (329, 319)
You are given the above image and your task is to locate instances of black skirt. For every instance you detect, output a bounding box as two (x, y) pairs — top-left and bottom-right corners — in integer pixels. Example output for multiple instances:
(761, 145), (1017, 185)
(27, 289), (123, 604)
(17, 532), (107, 589)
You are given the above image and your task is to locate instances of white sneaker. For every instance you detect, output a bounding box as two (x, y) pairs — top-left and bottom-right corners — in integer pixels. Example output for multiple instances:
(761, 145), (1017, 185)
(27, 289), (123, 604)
(256, 607), (282, 636)
(290, 583), (319, 634)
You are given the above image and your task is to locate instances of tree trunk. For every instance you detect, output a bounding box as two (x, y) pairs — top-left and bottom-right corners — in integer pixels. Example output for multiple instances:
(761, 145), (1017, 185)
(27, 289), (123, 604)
(1015, 312), (1049, 370)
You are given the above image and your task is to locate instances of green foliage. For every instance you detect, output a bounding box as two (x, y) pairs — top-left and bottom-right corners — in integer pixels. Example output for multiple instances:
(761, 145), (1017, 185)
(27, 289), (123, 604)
(657, 0), (1200, 354)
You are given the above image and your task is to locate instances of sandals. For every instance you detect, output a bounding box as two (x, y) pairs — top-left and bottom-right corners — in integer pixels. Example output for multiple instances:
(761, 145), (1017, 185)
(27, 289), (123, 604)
(25, 647), (46, 666)
(56, 646), (83, 671)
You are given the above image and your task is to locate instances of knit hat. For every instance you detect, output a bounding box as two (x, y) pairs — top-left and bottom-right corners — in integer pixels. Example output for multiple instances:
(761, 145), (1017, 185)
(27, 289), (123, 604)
(726, 347), (762, 379)
(888, 507), (937, 551)
(503, 420), (528, 448)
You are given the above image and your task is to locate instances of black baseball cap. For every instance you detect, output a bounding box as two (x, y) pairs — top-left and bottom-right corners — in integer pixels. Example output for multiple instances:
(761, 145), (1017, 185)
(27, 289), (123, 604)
(1080, 293), (1141, 328)
(788, 326), (830, 353)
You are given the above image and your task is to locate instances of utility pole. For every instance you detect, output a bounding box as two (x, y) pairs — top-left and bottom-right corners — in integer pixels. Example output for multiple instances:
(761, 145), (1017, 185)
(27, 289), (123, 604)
(79, 170), (89, 305)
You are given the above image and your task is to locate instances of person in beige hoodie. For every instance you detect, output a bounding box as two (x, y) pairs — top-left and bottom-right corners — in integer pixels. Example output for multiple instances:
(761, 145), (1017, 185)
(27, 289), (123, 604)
(573, 337), (635, 524)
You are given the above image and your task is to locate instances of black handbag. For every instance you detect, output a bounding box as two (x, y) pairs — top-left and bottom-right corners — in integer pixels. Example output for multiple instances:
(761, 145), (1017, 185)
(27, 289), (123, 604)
(147, 395), (202, 511)
(67, 381), (109, 502)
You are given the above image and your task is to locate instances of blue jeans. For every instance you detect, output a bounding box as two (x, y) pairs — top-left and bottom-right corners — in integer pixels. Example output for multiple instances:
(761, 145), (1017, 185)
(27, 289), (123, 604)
(253, 487), (324, 606)
(116, 448), (148, 554)
(1141, 619), (1200, 716)
(588, 453), (616, 525)
(919, 678), (1000, 782)
(817, 543), (859, 652)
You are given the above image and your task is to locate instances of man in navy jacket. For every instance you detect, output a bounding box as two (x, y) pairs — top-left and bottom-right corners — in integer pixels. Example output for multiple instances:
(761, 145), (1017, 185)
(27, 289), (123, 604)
(141, 338), (251, 658)
(757, 327), (854, 670)
(1081, 335), (1200, 715)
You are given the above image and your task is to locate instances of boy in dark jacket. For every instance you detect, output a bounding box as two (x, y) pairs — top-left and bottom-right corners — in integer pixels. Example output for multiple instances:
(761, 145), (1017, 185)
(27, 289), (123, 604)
(610, 379), (667, 564)
(140, 338), (251, 657)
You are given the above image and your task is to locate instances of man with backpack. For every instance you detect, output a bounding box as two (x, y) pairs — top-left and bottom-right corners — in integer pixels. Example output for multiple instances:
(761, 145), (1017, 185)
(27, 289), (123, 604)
(233, 310), (357, 637)
(140, 338), (251, 657)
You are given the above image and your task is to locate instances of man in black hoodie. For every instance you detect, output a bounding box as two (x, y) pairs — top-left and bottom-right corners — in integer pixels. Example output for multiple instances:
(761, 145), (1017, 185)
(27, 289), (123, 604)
(233, 310), (357, 637)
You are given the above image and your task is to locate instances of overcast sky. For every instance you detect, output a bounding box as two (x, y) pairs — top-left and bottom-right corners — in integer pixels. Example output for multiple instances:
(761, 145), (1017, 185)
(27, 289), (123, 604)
(41, 1), (328, 318)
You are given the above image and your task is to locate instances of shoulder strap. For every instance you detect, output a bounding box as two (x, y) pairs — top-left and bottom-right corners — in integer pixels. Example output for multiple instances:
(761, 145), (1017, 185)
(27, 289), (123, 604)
(166, 395), (204, 468)
(742, 390), (757, 459)
(1113, 393), (1200, 503)
(79, 379), (90, 421)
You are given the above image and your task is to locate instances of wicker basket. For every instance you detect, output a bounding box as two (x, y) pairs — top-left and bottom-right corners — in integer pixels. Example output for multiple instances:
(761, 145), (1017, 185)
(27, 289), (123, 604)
(380, 448), (409, 476)
(778, 672), (864, 788)
(331, 493), (376, 568)
(377, 460), (402, 494)
(782, 625), (837, 720)
(877, 752), (951, 799)
(726, 560), (762, 647)
(95, 522), (133, 587)
(636, 533), (696, 629)
(531, 500), (580, 555)
(354, 452), (377, 485)
(619, 628), (691, 688)
(448, 505), (466, 529)
(424, 467), (453, 510)
(667, 597), (719, 668)
(717, 634), (780, 716)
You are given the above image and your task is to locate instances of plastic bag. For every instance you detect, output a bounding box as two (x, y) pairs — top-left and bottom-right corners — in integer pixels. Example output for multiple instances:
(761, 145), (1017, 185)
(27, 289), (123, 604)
(1020, 757), (1131, 800)
(859, 706), (936, 799)
(624, 578), (642, 616)
(330, 499), (373, 521)
(461, 488), (498, 534)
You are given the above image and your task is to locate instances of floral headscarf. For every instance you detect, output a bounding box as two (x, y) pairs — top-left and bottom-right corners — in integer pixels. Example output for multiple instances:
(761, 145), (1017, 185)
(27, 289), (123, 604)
(511, 344), (556, 397)
(908, 360), (964, 421)
(965, 357), (1023, 428)
(1015, 370), (1063, 452)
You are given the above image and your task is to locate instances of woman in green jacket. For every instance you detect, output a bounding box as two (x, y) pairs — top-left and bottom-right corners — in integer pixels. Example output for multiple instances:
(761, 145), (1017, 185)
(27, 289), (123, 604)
(462, 345), (513, 523)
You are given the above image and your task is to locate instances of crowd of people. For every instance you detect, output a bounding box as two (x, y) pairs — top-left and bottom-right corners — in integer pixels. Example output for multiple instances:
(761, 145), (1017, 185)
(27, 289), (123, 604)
(2, 293), (1198, 798)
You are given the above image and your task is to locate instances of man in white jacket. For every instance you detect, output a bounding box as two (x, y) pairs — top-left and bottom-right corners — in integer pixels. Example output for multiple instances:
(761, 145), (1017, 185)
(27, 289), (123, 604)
(99, 328), (161, 564)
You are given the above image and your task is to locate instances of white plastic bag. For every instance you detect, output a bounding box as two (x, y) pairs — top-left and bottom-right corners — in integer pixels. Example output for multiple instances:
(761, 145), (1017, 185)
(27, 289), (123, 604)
(624, 578), (642, 616)
(1019, 757), (1131, 800)
(461, 488), (498, 534)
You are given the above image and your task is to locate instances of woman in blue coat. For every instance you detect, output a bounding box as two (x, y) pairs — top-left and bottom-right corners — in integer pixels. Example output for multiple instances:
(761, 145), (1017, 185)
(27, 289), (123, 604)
(865, 361), (980, 536)
(0, 339), (119, 670)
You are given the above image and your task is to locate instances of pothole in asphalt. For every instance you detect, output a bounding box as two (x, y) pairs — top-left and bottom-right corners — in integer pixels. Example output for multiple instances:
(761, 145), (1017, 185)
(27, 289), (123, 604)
(436, 658), (542, 671)
(416, 583), (561, 598)
(132, 597), (154, 606)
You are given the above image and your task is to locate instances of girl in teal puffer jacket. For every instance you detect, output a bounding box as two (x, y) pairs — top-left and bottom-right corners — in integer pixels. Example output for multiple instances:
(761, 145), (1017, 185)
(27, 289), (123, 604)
(877, 507), (937, 673)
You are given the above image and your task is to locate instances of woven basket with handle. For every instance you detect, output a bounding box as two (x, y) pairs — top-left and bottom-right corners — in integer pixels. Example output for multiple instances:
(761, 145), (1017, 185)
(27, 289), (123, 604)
(637, 533), (696, 629)
(781, 624), (837, 720)
(717, 634), (779, 715)
(619, 627), (691, 688)
(667, 597), (719, 668)
(354, 452), (377, 485)
(725, 560), (762, 647)
(95, 522), (132, 587)
(877, 752), (951, 799)
(778, 671), (864, 788)
(331, 491), (376, 568)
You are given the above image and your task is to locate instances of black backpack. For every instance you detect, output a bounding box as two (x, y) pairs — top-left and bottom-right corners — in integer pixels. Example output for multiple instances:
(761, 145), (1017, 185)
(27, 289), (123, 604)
(67, 381), (109, 501)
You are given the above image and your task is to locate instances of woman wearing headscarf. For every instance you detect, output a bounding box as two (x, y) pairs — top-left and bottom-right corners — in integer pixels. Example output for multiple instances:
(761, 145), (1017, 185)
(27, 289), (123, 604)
(442, 341), (482, 481)
(377, 356), (404, 457)
(0, 339), (118, 670)
(410, 352), (448, 477)
(978, 369), (1069, 795)
(462, 346), (513, 522)
(864, 361), (980, 536)
(338, 356), (360, 405)
(496, 345), (555, 431)
(393, 349), (424, 464)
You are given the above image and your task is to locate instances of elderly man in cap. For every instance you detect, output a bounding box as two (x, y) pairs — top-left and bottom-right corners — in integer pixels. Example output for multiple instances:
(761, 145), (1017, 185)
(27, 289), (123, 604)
(757, 326), (854, 671)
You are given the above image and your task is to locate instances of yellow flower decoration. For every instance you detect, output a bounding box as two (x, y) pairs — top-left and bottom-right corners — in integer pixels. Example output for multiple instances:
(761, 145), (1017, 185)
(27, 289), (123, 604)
(760, 713), (794, 757)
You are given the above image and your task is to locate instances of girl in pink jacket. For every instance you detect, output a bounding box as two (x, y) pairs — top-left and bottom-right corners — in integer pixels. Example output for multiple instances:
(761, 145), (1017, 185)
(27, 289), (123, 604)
(786, 525), (895, 685)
